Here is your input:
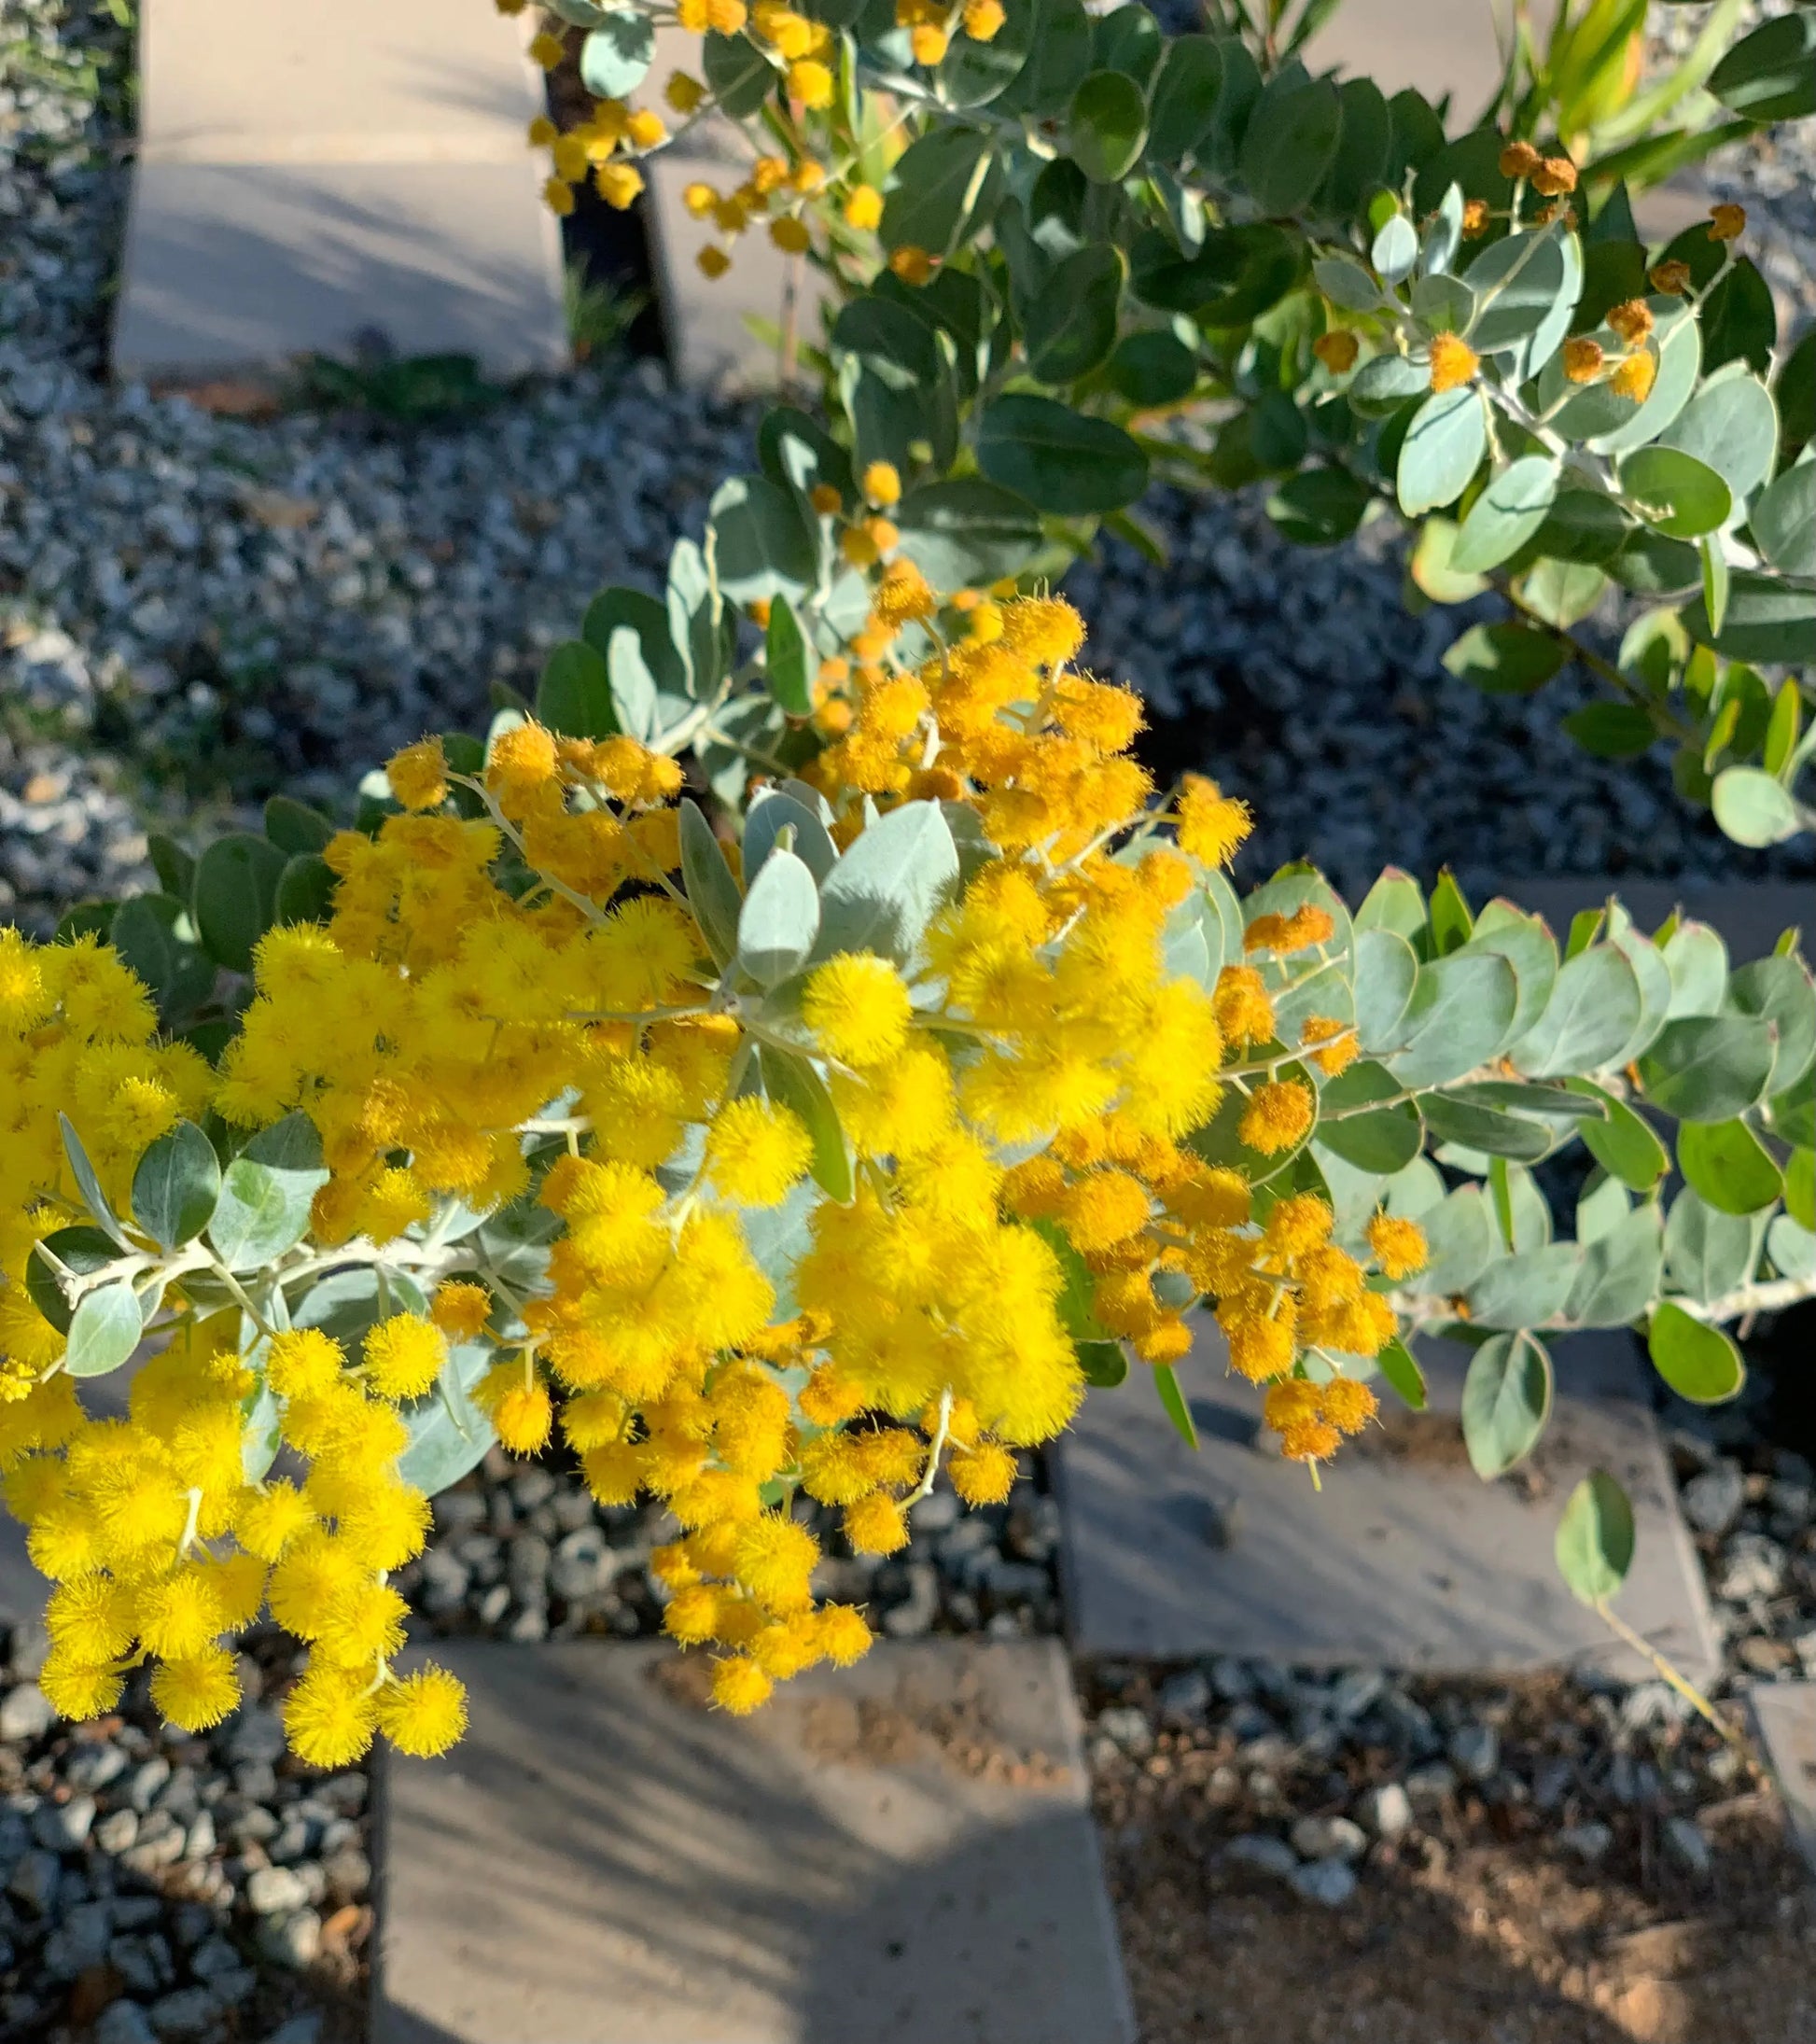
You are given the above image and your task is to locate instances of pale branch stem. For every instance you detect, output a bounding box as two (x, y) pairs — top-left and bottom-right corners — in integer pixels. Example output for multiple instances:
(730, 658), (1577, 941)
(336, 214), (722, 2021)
(1391, 1268), (1816, 1333)
(1592, 1598), (1739, 1746)
(904, 1387), (955, 1507)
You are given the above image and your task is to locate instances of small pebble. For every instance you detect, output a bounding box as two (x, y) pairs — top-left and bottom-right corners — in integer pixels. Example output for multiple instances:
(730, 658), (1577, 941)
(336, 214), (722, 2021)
(1290, 1858), (1359, 1908)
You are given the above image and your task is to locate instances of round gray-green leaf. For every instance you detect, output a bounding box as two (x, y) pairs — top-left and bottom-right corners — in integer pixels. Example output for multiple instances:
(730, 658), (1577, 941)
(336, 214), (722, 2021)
(207, 1113), (329, 1271)
(1068, 69), (1149, 183)
(1715, 772), (1797, 854)
(64, 1282), (144, 1379)
(579, 13), (654, 97)
(1238, 76), (1342, 217)
(1370, 213), (1418, 285)
(1555, 1470), (1635, 1606)
(813, 799), (958, 967)
(737, 847), (820, 988)
(1677, 1116), (1782, 1215)
(1449, 455), (1560, 573)
(132, 1120), (221, 1251)
(1620, 445), (1732, 539)
(1397, 387), (1487, 517)
(1751, 461), (1816, 576)
(1637, 1013), (1778, 1121)
(1461, 1330), (1552, 1478)
(1647, 1298), (1745, 1403)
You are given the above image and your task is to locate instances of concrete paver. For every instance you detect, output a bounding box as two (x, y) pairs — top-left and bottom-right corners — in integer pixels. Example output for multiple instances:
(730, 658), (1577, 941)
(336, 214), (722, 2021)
(371, 1637), (1136, 2044)
(115, 0), (565, 382)
(1053, 1328), (1721, 1686)
(1750, 1682), (1816, 1879)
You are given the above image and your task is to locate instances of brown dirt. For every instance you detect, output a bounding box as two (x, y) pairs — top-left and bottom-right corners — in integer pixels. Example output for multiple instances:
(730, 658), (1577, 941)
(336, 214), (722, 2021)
(1093, 1675), (1816, 2044)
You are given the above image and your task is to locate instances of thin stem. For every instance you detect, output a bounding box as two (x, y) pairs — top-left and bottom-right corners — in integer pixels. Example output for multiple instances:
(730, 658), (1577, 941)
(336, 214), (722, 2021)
(1593, 1598), (1739, 1745)
(904, 1387), (954, 1506)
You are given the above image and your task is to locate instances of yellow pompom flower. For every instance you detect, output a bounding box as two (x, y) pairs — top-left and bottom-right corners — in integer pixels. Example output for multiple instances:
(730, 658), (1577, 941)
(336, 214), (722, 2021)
(801, 953), (912, 1069)
(386, 738), (449, 810)
(151, 1646), (242, 1730)
(1428, 333), (1479, 393)
(949, 1440), (1016, 1505)
(40, 1655), (124, 1722)
(712, 1655), (773, 1715)
(544, 176), (576, 217)
(1562, 337), (1604, 384)
(529, 31), (565, 68)
(861, 460), (901, 507)
(844, 1491), (909, 1555)
(1175, 775), (1251, 866)
(1238, 1081), (1314, 1155)
(378, 1665), (469, 1756)
(963, 0), (1005, 37)
(1610, 351), (1657, 403)
(596, 161), (645, 210)
(1366, 1211), (1429, 1281)
(430, 1281), (491, 1341)
(481, 1365), (553, 1455)
(705, 1098), (814, 1206)
(788, 58), (833, 106)
(816, 1603), (873, 1667)
(1319, 1377), (1378, 1436)
(844, 184), (884, 231)
(363, 1315), (446, 1403)
(733, 1516), (819, 1613)
(1056, 1169), (1151, 1253)
(666, 71), (705, 114)
(266, 1328), (344, 1401)
(284, 1662), (378, 1767)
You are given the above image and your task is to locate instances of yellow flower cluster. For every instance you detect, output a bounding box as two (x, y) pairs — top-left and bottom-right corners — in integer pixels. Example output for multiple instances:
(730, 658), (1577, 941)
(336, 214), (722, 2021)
(0, 588), (1426, 1748)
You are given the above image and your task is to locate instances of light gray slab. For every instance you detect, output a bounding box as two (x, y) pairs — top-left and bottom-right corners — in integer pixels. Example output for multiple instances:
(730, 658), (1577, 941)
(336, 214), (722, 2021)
(113, 160), (567, 382)
(1750, 1683), (1816, 1879)
(371, 1637), (1136, 2044)
(1305, 0), (1557, 123)
(1492, 878), (1809, 967)
(1053, 1327), (1720, 1686)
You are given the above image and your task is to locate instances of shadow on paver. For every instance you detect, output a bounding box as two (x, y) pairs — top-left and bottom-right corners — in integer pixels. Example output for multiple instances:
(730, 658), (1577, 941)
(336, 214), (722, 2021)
(372, 1640), (1134, 2043)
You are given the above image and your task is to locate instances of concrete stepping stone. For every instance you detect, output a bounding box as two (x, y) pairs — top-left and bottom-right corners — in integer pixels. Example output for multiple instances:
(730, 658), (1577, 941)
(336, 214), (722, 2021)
(370, 1636), (1136, 2044)
(1052, 1328), (1721, 1687)
(1750, 1682), (1816, 1879)
(114, 0), (566, 383)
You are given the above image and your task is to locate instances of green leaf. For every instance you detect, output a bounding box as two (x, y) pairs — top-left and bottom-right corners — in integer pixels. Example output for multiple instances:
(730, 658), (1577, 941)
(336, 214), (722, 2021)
(191, 833), (287, 974)
(1685, 571), (1816, 665)
(1707, 764), (1789, 850)
(1449, 456), (1562, 574)
(1440, 622), (1564, 696)
(262, 795), (335, 857)
(813, 800), (958, 967)
(763, 595), (815, 719)
(1510, 946), (1643, 1077)
(1068, 68), (1148, 183)
(1386, 952), (1519, 1088)
(976, 395), (1149, 514)
(995, 0), (1093, 117)
(1561, 703), (1657, 759)
(1152, 1360), (1198, 1449)
(397, 1342), (497, 1495)
(1768, 1212), (1816, 1280)
(207, 1113), (329, 1271)
(736, 847), (819, 988)
(1109, 329), (1199, 407)
(1146, 35), (1224, 163)
(132, 1121), (221, 1251)
(1352, 928), (1419, 1051)
(1637, 1013), (1778, 1122)
(1079, 1339), (1129, 1388)
(1785, 1145), (1816, 1231)
(1027, 245), (1125, 384)
(1465, 1243), (1584, 1329)
(272, 854), (335, 930)
(148, 834), (196, 902)
(1315, 1065), (1423, 1170)
(64, 1282), (144, 1379)
(537, 638), (614, 739)
(894, 478), (1042, 588)
(1371, 213), (1418, 285)
(1727, 955), (1816, 1095)
(1556, 1470), (1635, 1605)
(1567, 1203), (1665, 1327)
(579, 12), (653, 96)
(1659, 366), (1779, 505)
(1708, 8), (1816, 121)
(1750, 463), (1816, 577)
(710, 475), (817, 604)
(1461, 1331), (1553, 1477)
(1320, 75), (1390, 218)
(678, 800), (742, 971)
(1665, 1187), (1760, 1300)
(58, 1112), (128, 1247)
(1620, 445), (1732, 539)
(1678, 1117), (1782, 1215)
(940, 0), (1035, 105)
(1239, 75), (1342, 216)
(745, 791), (837, 885)
(758, 1045), (854, 1205)
(1397, 387), (1487, 517)
(1570, 1079), (1669, 1191)
(1418, 1184), (1496, 1294)
(701, 29), (774, 117)
(1648, 1299), (1746, 1403)
(1265, 468), (1374, 547)
(1421, 1094), (1557, 1162)
(1376, 1335), (1427, 1412)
